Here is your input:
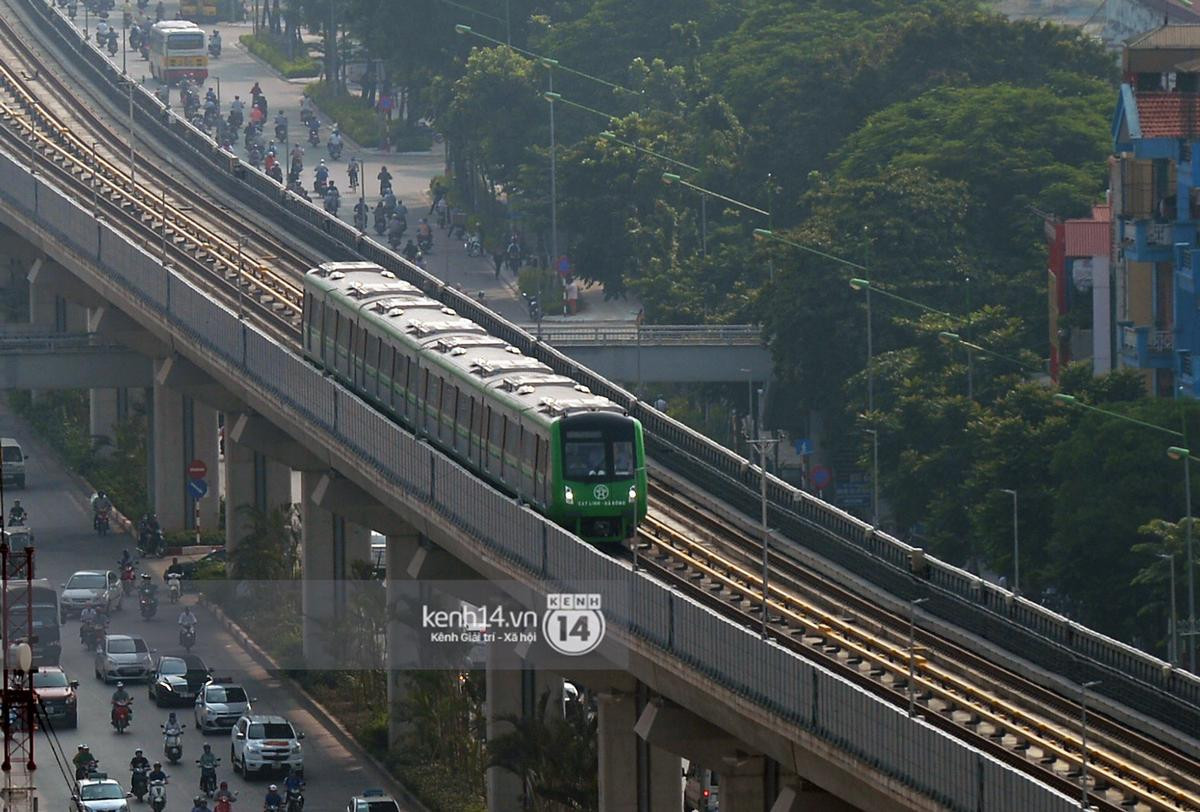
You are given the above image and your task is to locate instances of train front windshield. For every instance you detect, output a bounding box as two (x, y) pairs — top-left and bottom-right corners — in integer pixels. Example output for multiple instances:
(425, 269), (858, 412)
(562, 418), (635, 482)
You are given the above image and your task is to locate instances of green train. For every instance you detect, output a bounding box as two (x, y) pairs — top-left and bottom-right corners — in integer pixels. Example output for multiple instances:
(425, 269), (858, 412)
(301, 262), (648, 543)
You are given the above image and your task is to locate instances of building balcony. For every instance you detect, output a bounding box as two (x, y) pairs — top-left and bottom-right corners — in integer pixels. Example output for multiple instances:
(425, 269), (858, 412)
(1125, 220), (1176, 262)
(1120, 324), (1177, 369)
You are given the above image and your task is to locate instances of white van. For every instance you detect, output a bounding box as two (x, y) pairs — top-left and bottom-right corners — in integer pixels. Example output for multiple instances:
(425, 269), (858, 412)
(0, 439), (27, 489)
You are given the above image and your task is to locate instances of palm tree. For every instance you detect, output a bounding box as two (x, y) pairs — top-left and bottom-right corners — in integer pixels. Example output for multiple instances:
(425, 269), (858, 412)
(487, 689), (598, 812)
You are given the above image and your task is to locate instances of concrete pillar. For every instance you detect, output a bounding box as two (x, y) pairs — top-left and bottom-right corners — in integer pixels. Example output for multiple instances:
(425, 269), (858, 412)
(386, 528), (420, 749)
(721, 756), (766, 812)
(597, 690), (638, 812)
(89, 388), (121, 447)
(223, 432), (255, 564)
(648, 745), (683, 812)
(769, 783), (859, 812)
(152, 365), (221, 532)
(301, 469), (335, 666)
(486, 644), (525, 812)
(152, 366), (185, 529)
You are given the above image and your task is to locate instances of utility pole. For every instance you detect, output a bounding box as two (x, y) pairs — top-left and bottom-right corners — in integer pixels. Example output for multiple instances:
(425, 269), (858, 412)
(908, 597), (929, 717)
(1079, 680), (1101, 810)
(1160, 553), (1179, 665)
(747, 407), (780, 640)
(1000, 489), (1019, 594)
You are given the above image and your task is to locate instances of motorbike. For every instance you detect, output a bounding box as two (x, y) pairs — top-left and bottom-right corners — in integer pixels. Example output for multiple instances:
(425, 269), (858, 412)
(167, 573), (182, 603)
(373, 209), (387, 236)
(8, 508), (27, 526)
(208, 36), (221, 58)
(327, 139), (342, 160)
(214, 792), (237, 812)
(197, 758), (220, 797)
(149, 779), (168, 812)
(299, 107), (314, 128)
(387, 227), (404, 251)
(131, 765), (149, 801)
(417, 232), (433, 253)
(465, 234), (483, 257)
(80, 615), (107, 650)
(140, 528), (165, 558)
(525, 293), (541, 322)
(180, 624), (196, 652)
(75, 761), (99, 780)
(274, 123), (287, 143)
(107, 32), (118, 56)
(324, 192), (340, 217)
(162, 722), (185, 764)
(285, 787), (304, 812)
(112, 699), (133, 733)
(353, 205), (368, 231)
(139, 590), (158, 619)
(348, 163), (358, 191)
(313, 176), (328, 197)
(307, 123), (320, 147)
(94, 508), (110, 535)
(248, 145), (263, 170)
(121, 563), (137, 595)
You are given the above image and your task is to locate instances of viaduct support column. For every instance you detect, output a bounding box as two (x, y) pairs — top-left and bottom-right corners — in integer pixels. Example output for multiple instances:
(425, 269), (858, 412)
(385, 527), (420, 749)
(486, 644), (525, 812)
(300, 469), (335, 666)
(152, 364), (221, 532)
(597, 688), (638, 812)
(89, 388), (125, 448)
(721, 756), (766, 812)
(224, 440), (294, 567)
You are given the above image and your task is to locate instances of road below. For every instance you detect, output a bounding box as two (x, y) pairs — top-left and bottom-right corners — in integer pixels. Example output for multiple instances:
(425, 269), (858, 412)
(0, 402), (411, 811)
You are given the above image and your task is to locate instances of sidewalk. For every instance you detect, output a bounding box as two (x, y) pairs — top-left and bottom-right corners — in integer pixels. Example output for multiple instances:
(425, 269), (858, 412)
(87, 4), (641, 325)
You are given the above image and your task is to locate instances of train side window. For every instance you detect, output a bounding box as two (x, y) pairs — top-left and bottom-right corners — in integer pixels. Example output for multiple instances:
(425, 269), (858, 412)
(456, 389), (471, 451)
(504, 419), (520, 477)
(521, 427), (535, 493)
(427, 372), (440, 435)
(487, 407), (502, 472)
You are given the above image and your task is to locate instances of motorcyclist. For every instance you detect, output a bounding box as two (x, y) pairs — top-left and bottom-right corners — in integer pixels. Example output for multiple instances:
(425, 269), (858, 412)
(328, 124), (342, 153)
(93, 490), (113, 515)
(377, 166), (392, 196)
(283, 769), (304, 797)
(381, 188), (396, 215)
(80, 604), (99, 629)
(324, 183), (340, 216)
(215, 782), (235, 804)
(111, 681), (132, 726)
(179, 606), (198, 640)
(8, 500), (26, 526)
(314, 159), (329, 187)
(347, 156), (359, 190)
(139, 572), (158, 599)
(118, 548), (134, 570)
(139, 511), (161, 538)
(386, 215), (405, 248)
(250, 81), (262, 98)
(154, 0), (164, 21)
(164, 557), (184, 580)
(289, 143), (303, 175)
(191, 796), (210, 812)
(131, 748), (150, 772)
(274, 111), (287, 140)
(148, 761), (168, 784)
(163, 712), (182, 738)
(299, 94), (313, 122)
(353, 198), (369, 230)
(263, 784), (283, 810)
(73, 744), (97, 776)
(402, 239), (418, 263)
(209, 29), (221, 52)
(197, 743), (218, 773)
(96, 18), (110, 42)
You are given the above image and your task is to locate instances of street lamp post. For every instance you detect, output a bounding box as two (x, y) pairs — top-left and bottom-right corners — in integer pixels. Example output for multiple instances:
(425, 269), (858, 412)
(235, 235), (245, 319)
(1160, 552), (1179, 665)
(740, 367), (753, 444)
(1000, 489), (1019, 594)
(1167, 445), (1196, 673)
(1079, 680), (1101, 810)
(747, 390), (780, 640)
(542, 61), (560, 343)
(864, 428), (879, 527)
(908, 597), (929, 716)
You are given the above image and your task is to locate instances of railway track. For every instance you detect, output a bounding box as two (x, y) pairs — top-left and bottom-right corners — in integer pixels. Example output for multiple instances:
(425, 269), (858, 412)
(0, 3), (307, 341)
(639, 480), (1200, 811)
(0, 3), (1197, 809)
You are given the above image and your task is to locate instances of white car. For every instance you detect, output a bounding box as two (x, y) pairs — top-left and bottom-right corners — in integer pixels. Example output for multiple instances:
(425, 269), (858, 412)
(94, 634), (154, 683)
(194, 679), (252, 732)
(348, 789), (402, 812)
(1, 437), (27, 489)
(230, 714), (304, 778)
(74, 777), (131, 812)
(61, 570), (122, 619)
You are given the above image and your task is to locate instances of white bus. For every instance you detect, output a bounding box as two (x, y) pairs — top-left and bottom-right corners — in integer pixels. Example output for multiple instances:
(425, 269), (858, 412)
(149, 21), (208, 84)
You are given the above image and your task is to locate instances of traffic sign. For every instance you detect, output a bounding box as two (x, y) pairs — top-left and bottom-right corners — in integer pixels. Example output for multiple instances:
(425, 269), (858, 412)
(794, 438), (812, 456)
(556, 255), (571, 276)
(187, 459), (207, 480)
(810, 465), (833, 490)
(187, 478), (208, 500)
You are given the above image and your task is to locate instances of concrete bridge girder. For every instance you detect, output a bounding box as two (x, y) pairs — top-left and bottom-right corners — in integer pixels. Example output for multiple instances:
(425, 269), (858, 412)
(28, 256), (107, 311)
(154, 354), (248, 414)
(227, 412), (329, 472)
(88, 304), (170, 359)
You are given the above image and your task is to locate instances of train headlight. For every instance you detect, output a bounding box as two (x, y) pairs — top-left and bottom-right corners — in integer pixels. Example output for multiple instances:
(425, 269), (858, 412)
(628, 485), (637, 501)
(564, 486), (574, 505)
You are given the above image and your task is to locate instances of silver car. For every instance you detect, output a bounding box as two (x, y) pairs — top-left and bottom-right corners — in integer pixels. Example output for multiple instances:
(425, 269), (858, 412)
(61, 570), (122, 620)
(94, 634), (153, 683)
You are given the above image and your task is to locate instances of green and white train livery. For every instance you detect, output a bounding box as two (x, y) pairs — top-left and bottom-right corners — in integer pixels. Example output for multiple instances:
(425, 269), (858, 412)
(301, 262), (648, 543)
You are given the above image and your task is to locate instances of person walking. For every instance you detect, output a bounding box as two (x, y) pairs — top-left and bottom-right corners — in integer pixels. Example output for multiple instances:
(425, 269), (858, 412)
(492, 250), (504, 279)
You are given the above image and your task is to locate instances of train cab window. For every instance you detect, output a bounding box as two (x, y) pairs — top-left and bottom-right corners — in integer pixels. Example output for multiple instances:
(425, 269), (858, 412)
(561, 415), (636, 482)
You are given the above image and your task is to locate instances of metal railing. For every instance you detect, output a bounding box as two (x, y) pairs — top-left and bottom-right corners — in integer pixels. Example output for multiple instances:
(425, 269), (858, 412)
(524, 323), (764, 346)
(0, 332), (121, 352)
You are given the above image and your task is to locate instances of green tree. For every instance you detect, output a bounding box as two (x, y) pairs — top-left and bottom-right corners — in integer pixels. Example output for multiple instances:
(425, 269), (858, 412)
(487, 690), (597, 811)
(1130, 517), (1190, 659)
